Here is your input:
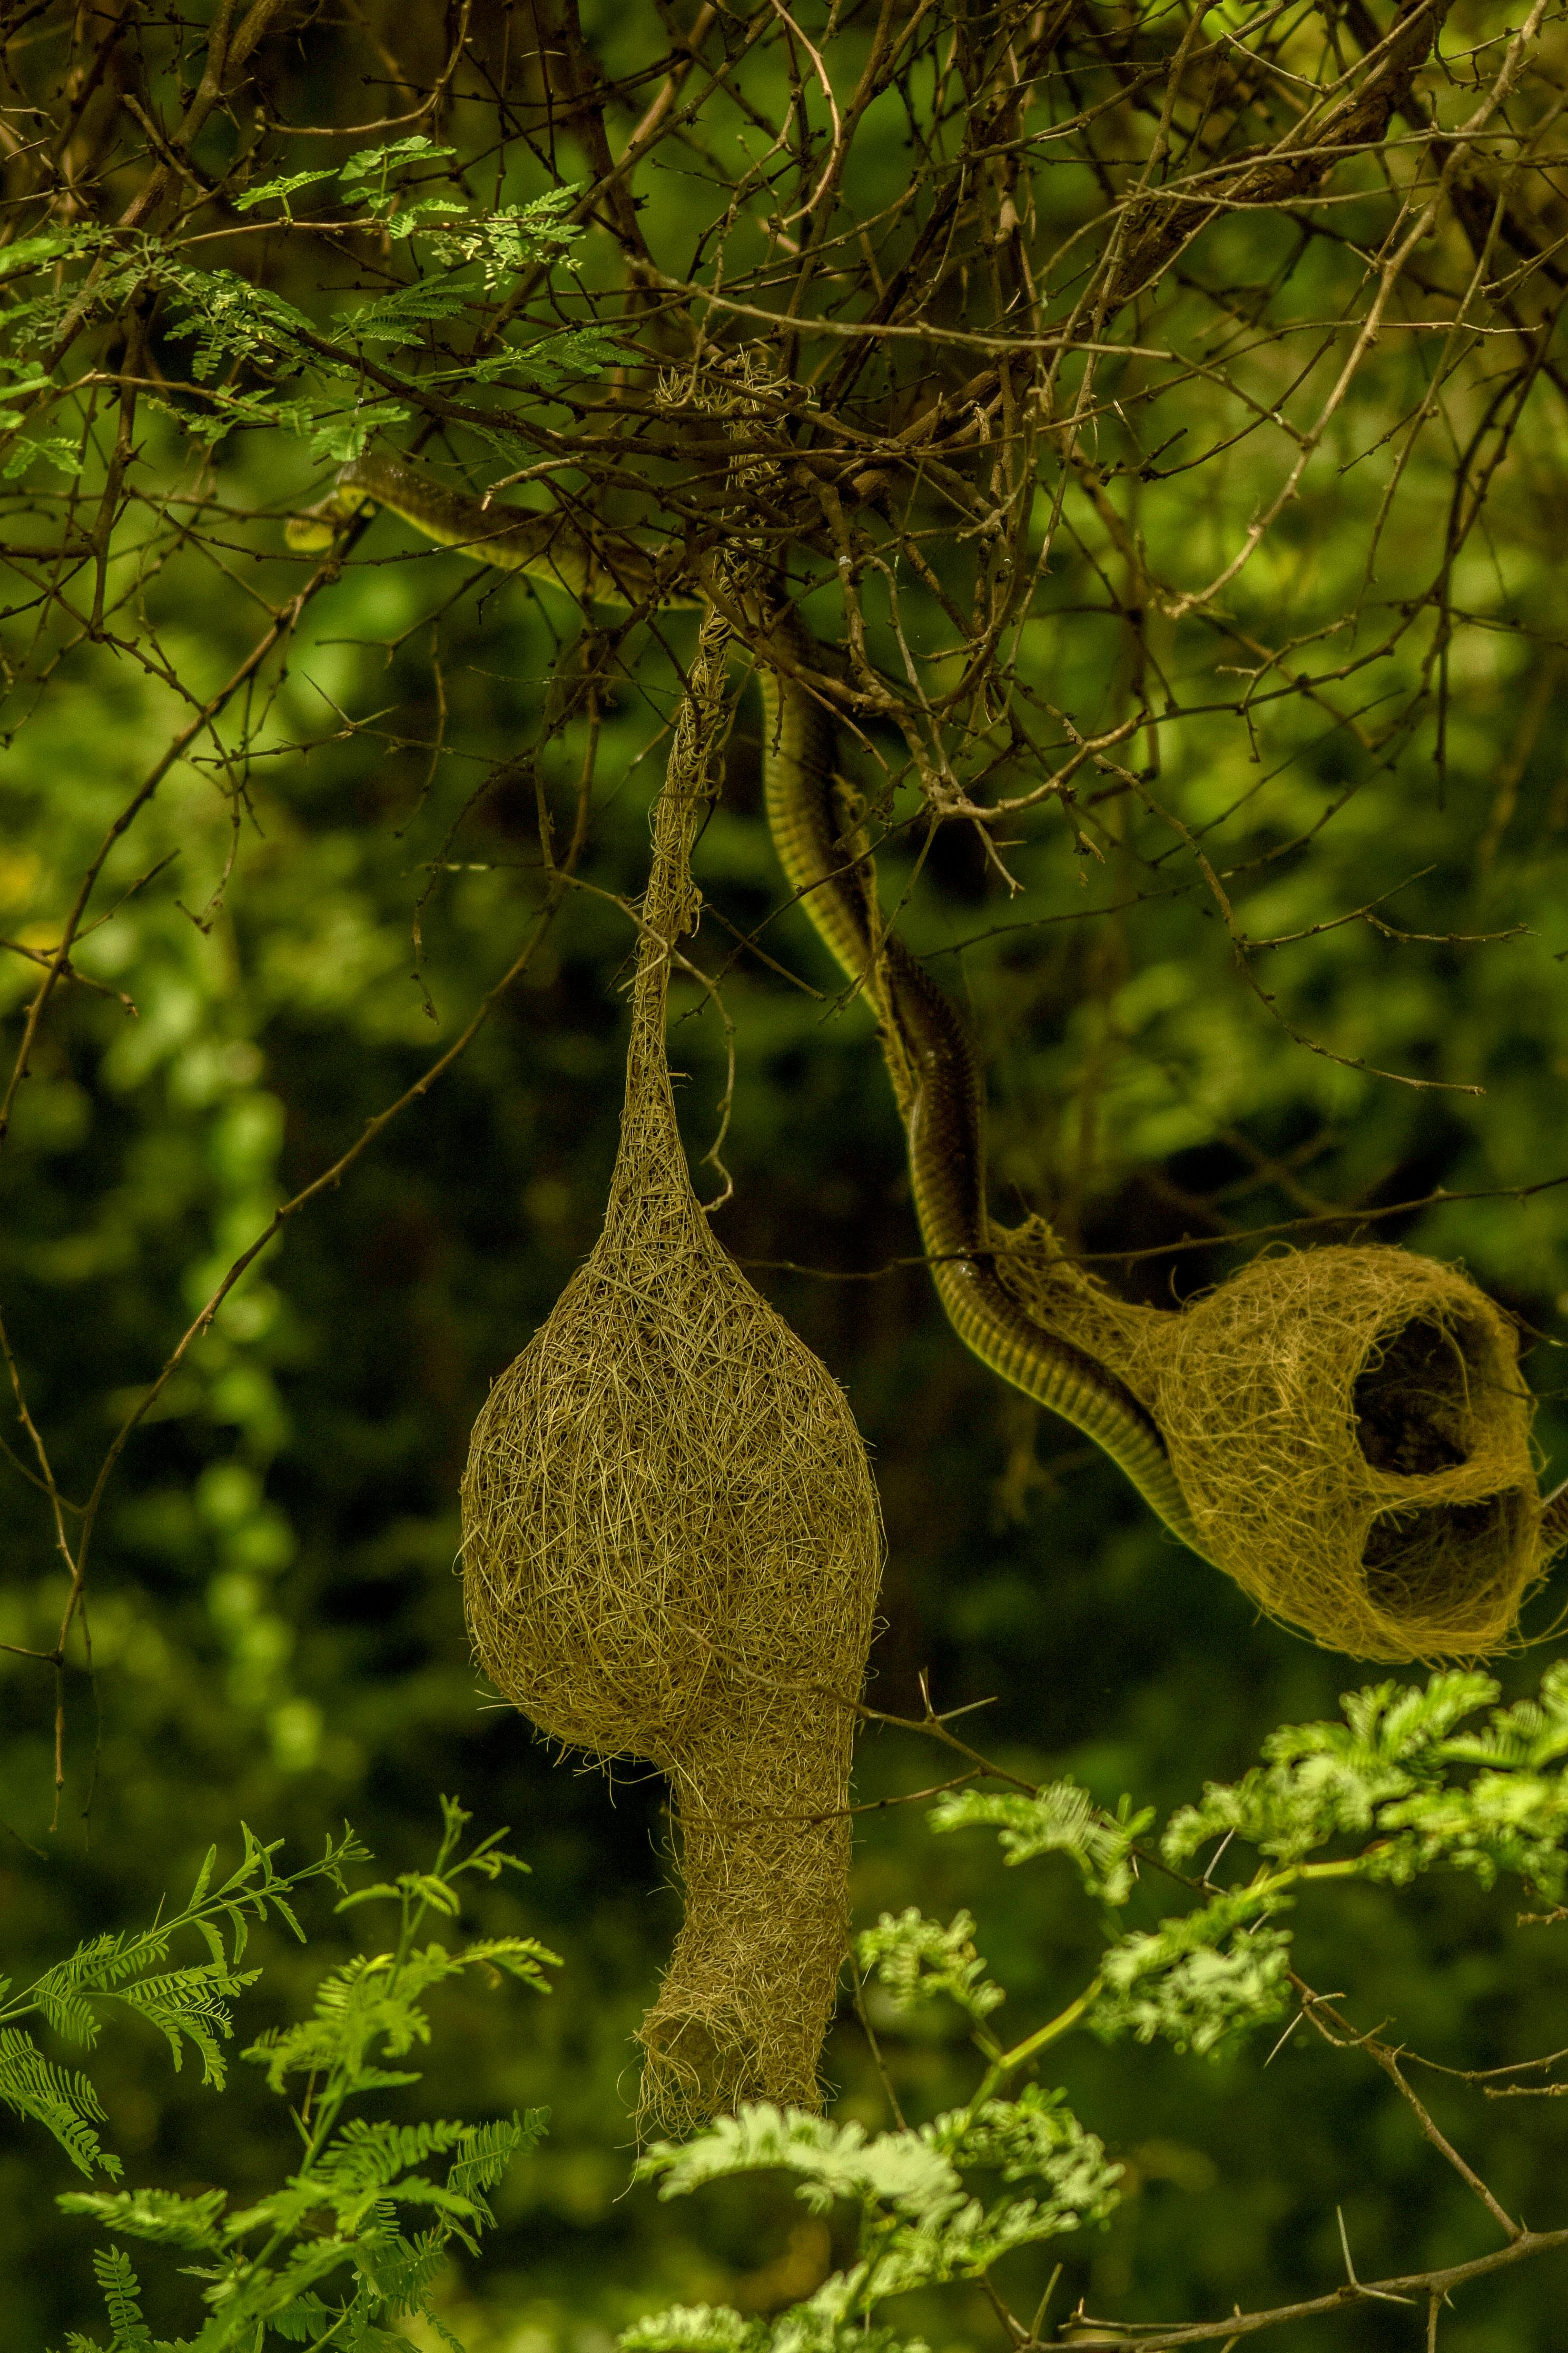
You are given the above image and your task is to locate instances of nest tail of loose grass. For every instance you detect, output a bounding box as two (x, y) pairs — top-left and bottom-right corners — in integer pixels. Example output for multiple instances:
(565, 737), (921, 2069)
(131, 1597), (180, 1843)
(639, 1688), (855, 2135)
(998, 1231), (1540, 1660)
(461, 585), (882, 2134)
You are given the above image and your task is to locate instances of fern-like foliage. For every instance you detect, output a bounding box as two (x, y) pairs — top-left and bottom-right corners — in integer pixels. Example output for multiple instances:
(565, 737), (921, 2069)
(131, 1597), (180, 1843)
(930, 1780), (1154, 1904)
(634, 2094), (1120, 2339)
(230, 166), (338, 217)
(854, 1906), (1005, 2027)
(91, 2250), (154, 2352)
(39, 1672), (1568, 2353)
(1158, 1666), (1568, 1896)
(0, 2026), (117, 2180)
(415, 192), (582, 291)
(2, 1824), (362, 2181)
(60, 2188), (227, 2250)
(161, 272), (322, 384)
(626, 1669), (1568, 2353)
(346, 278), (475, 347)
(45, 1798), (556, 2352)
(0, 139), (627, 484)
(1092, 1913), (1294, 2058)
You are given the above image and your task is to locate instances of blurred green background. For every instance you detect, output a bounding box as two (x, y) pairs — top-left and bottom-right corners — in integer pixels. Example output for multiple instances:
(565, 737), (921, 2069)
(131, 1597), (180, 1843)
(5, 0), (1568, 2344)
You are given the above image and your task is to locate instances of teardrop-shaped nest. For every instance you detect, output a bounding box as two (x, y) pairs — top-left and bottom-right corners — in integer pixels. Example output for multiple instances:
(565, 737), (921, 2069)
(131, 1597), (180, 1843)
(999, 1235), (1541, 1660)
(460, 583), (882, 2129)
(461, 1176), (881, 1767)
(461, 1165), (882, 2131)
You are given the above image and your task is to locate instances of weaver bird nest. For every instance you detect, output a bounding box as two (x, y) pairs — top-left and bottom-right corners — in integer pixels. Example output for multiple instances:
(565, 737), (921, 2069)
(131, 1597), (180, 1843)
(1002, 1234), (1540, 1660)
(461, 599), (882, 2133)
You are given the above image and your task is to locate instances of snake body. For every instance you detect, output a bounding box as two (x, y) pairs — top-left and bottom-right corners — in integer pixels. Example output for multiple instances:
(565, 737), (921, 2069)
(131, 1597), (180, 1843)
(746, 596), (1200, 1542)
(285, 456), (1214, 1556)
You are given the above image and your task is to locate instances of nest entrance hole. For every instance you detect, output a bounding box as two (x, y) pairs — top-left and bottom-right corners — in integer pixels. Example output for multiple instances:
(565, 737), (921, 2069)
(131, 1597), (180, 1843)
(1353, 1313), (1484, 1478)
(1361, 1488), (1534, 1630)
(1354, 1306), (1533, 1636)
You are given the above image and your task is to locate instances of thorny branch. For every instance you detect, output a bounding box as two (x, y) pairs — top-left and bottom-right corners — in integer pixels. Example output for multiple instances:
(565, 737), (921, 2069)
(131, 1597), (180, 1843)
(863, 1682), (1568, 2347)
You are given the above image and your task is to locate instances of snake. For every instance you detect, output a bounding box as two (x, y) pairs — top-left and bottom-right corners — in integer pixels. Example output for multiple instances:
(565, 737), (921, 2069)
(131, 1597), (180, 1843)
(288, 452), (1568, 1571)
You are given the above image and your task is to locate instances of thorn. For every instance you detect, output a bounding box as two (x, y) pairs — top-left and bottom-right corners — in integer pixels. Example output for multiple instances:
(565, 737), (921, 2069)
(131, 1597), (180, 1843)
(1337, 2205), (1358, 2288)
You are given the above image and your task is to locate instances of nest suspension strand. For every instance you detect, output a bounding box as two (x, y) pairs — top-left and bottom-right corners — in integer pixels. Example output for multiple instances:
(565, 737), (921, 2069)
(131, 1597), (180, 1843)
(461, 400), (882, 2133)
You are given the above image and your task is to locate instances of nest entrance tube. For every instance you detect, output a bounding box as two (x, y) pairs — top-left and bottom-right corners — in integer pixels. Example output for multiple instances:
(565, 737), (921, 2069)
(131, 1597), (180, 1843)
(460, 589), (882, 2134)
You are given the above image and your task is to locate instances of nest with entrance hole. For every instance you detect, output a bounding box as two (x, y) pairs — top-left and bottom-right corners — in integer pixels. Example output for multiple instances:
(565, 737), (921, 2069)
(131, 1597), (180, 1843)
(461, 599), (882, 2134)
(998, 1234), (1541, 1660)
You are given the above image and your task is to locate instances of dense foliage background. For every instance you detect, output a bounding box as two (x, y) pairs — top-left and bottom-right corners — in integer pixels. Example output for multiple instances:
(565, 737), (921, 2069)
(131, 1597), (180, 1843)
(6, 0), (1568, 2343)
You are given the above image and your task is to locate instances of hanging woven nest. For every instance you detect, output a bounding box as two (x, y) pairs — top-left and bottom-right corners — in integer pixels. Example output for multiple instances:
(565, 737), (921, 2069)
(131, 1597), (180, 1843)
(998, 1229), (1539, 1660)
(461, 592), (882, 2133)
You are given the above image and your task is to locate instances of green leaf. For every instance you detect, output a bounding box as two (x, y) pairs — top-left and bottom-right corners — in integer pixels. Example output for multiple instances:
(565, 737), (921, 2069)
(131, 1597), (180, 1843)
(161, 270), (317, 381)
(35, 1812), (541, 2344)
(346, 281), (471, 348)
(855, 1907), (1005, 2026)
(637, 2103), (961, 2223)
(1374, 1767), (1568, 1897)
(452, 1935), (560, 1987)
(1438, 1658), (1568, 1771)
(417, 189), (585, 291)
(926, 2082), (1121, 2213)
(2, 433), (83, 478)
(186, 1847), (218, 1910)
(347, 2221), (448, 2311)
(621, 2309), (765, 2353)
(384, 198), (470, 241)
(0, 232), (74, 279)
(186, 2231), (354, 2347)
(29, 1930), (256, 2088)
(268, 2291), (335, 2342)
(307, 399), (409, 465)
(105, 1960), (257, 2085)
(0, 2027), (120, 2179)
(437, 323), (629, 393)
(232, 167), (339, 214)
(341, 136), (458, 184)
(932, 1782), (1152, 1905)
(91, 2247), (153, 2352)
(58, 2185), (226, 2250)
(447, 2110), (544, 2211)
(333, 1883), (407, 1911)
(1162, 1671), (1503, 1869)
(1093, 1905), (1294, 2059)
(864, 2186), (1094, 2289)
(29, 1938), (115, 2047)
(314, 2115), (471, 2193)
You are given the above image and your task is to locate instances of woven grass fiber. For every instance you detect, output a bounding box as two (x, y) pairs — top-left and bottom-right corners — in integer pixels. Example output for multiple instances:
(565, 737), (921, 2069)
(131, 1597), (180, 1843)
(461, 592), (883, 2135)
(999, 1230), (1540, 1660)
